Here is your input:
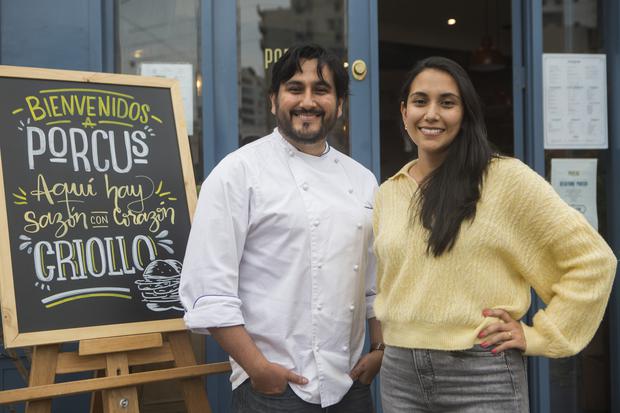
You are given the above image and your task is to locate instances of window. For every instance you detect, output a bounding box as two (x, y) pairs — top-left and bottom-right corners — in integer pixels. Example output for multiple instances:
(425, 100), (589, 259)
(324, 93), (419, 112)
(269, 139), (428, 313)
(116, 0), (203, 182)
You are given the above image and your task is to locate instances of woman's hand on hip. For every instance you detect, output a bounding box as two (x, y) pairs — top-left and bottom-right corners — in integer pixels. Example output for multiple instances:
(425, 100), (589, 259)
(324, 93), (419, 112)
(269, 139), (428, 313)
(479, 308), (526, 354)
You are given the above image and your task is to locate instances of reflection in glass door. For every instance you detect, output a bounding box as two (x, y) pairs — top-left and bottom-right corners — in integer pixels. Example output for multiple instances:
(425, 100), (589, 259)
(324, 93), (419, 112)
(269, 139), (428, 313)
(116, 0), (203, 182)
(236, 0), (349, 153)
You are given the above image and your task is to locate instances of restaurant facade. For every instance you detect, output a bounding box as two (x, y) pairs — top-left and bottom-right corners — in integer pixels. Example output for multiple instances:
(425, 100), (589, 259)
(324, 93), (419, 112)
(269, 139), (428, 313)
(1, 1), (620, 412)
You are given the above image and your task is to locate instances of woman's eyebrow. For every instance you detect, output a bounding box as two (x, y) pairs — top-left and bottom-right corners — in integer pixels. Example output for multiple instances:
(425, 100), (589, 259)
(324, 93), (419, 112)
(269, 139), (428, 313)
(440, 92), (461, 100)
(409, 91), (461, 100)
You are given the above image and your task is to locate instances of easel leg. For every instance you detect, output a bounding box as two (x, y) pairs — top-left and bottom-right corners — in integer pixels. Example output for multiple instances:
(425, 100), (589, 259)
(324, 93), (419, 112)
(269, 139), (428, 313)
(102, 353), (139, 413)
(167, 331), (211, 413)
(26, 344), (59, 413)
(90, 390), (103, 413)
(90, 370), (104, 413)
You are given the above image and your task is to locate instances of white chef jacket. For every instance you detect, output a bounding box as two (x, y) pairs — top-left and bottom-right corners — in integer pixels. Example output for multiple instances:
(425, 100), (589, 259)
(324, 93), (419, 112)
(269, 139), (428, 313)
(179, 128), (377, 407)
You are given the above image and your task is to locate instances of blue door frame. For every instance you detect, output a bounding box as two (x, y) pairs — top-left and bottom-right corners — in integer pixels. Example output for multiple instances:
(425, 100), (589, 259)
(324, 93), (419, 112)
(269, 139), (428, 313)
(347, 5), (382, 412)
(512, 1), (551, 413)
(348, 0), (381, 176)
(200, 4), (236, 410)
(521, 2), (551, 411)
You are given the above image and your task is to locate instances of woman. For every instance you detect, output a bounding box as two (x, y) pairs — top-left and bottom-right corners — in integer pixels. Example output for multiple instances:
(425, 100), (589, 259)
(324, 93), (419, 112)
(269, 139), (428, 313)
(373, 56), (617, 413)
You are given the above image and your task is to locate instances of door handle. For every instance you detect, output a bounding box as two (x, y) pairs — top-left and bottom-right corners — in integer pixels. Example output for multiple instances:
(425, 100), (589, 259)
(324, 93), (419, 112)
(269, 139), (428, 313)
(351, 59), (367, 81)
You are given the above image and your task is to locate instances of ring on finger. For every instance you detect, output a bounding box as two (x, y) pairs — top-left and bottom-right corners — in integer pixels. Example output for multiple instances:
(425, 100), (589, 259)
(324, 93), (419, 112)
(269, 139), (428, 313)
(506, 331), (513, 340)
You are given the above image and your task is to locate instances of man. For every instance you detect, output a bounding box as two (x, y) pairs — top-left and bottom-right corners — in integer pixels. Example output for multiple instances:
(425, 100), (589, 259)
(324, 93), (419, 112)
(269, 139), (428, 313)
(180, 44), (382, 412)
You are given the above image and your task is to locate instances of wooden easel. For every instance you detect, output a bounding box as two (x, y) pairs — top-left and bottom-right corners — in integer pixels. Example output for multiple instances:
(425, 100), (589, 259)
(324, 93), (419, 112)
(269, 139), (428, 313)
(0, 331), (231, 412)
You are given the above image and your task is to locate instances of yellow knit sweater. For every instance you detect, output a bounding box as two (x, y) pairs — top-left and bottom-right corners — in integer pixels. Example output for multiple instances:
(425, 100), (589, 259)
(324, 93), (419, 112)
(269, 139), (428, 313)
(373, 157), (617, 358)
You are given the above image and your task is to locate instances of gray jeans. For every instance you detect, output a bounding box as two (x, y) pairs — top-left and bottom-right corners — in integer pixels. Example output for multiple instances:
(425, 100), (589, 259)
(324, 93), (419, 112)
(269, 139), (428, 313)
(232, 379), (373, 412)
(380, 345), (529, 413)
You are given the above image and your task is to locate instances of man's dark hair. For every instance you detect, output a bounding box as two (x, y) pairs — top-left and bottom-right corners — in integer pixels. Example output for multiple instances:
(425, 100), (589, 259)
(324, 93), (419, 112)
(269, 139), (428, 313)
(269, 44), (349, 101)
(400, 56), (495, 257)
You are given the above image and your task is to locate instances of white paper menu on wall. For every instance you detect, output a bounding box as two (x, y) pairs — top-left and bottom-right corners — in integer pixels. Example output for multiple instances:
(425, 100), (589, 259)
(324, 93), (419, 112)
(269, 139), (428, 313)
(551, 158), (598, 230)
(140, 63), (194, 136)
(543, 54), (607, 150)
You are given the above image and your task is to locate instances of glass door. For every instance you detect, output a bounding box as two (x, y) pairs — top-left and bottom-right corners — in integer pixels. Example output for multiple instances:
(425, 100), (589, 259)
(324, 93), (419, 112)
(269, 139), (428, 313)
(234, 0), (381, 173)
(542, 2), (612, 412)
(236, 0), (350, 153)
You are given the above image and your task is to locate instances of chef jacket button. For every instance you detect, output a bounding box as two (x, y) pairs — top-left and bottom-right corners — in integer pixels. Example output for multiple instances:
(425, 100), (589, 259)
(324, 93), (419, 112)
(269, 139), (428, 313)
(288, 150), (294, 157)
(334, 158), (339, 163)
(356, 223), (362, 229)
(353, 264), (359, 272)
(317, 263), (322, 269)
(313, 219), (320, 227)
(317, 303), (323, 311)
(315, 345), (320, 352)
(302, 183), (309, 191)
(342, 345), (348, 352)
(348, 188), (354, 194)
(349, 305), (355, 311)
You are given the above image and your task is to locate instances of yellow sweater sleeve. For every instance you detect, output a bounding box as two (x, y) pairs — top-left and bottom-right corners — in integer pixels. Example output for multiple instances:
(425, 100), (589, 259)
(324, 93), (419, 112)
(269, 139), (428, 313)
(372, 189), (383, 293)
(508, 162), (617, 357)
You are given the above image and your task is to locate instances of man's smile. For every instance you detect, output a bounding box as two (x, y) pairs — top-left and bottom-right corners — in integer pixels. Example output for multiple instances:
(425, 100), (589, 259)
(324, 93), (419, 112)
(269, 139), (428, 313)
(291, 108), (324, 122)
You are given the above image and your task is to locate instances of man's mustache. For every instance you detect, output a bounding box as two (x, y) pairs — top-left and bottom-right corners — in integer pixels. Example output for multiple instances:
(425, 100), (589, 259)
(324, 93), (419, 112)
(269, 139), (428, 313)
(291, 108), (325, 116)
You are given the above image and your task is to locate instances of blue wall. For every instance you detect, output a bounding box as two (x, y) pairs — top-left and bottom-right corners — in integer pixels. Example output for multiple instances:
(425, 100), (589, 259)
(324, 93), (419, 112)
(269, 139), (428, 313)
(0, 1), (102, 410)
(1, 0), (102, 70)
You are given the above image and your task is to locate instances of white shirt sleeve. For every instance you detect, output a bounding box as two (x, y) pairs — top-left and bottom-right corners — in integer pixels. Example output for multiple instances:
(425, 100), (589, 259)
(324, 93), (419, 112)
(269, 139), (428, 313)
(179, 154), (252, 333)
(365, 231), (377, 319)
(364, 174), (379, 319)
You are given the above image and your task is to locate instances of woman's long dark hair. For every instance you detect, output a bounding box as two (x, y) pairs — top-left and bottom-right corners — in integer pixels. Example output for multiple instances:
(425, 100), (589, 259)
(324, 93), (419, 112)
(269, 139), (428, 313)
(400, 57), (494, 257)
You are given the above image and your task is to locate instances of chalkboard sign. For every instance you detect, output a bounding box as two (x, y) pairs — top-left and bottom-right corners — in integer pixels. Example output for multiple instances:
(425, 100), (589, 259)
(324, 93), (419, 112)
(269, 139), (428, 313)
(0, 66), (196, 348)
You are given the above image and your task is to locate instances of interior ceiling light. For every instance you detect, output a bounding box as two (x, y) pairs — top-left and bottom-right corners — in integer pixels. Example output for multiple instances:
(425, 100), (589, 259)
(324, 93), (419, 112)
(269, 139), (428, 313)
(447, 18), (456, 25)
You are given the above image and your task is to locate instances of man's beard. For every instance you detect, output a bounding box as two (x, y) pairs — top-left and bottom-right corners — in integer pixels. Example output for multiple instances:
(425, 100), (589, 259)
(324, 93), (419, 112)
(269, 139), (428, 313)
(276, 106), (338, 145)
